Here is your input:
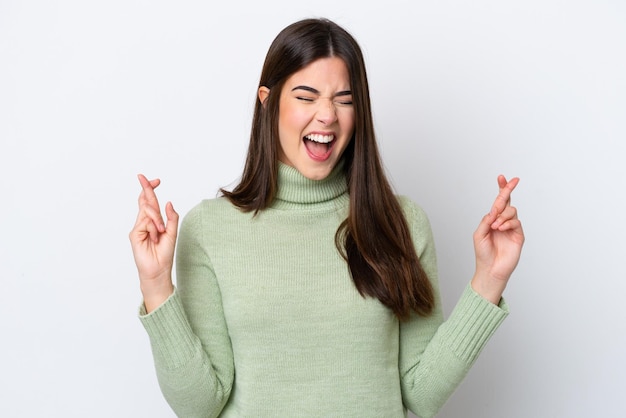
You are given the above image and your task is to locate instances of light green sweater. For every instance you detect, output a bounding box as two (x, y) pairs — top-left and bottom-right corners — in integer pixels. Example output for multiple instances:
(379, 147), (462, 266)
(140, 162), (508, 418)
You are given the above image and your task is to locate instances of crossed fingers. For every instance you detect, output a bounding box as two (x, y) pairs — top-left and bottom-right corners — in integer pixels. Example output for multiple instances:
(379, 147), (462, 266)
(489, 175), (519, 231)
(137, 174), (166, 242)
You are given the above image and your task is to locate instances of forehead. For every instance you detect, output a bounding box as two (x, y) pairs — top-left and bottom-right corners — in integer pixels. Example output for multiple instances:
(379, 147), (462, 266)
(285, 57), (351, 89)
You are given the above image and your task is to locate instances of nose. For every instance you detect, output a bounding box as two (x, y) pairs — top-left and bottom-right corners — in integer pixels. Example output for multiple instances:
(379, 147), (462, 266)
(316, 98), (338, 125)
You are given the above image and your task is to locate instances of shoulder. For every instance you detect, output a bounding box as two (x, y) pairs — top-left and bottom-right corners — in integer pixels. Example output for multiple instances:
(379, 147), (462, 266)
(395, 195), (435, 257)
(396, 195), (431, 230)
(178, 197), (254, 248)
(186, 196), (234, 215)
(181, 197), (249, 228)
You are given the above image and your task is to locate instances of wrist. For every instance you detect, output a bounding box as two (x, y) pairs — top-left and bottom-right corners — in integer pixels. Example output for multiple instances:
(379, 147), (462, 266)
(141, 279), (174, 313)
(471, 272), (506, 305)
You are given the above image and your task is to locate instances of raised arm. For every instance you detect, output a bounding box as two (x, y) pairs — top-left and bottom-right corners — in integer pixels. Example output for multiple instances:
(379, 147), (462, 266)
(399, 176), (524, 417)
(130, 178), (234, 417)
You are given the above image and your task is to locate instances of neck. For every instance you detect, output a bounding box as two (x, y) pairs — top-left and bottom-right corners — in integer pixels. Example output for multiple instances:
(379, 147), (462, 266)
(270, 161), (348, 210)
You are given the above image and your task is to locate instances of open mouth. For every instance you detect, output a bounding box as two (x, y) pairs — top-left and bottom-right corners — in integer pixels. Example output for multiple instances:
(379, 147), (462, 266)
(303, 134), (335, 160)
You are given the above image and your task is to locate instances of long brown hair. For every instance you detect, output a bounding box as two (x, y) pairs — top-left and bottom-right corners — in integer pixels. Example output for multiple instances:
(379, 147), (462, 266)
(221, 18), (434, 320)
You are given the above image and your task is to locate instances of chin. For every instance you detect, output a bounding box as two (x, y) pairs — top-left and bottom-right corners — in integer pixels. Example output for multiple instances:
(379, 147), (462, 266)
(297, 164), (335, 181)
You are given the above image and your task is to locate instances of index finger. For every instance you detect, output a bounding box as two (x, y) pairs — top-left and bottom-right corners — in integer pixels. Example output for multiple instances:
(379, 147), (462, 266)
(490, 175), (519, 216)
(138, 174), (161, 204)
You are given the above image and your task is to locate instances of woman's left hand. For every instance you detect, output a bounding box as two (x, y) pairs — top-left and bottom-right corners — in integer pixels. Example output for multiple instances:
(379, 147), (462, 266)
(471, 175), (525, 304)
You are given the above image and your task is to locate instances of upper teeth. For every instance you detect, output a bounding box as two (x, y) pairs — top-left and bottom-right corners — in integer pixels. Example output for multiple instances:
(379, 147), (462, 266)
(305, 134), (334, 143)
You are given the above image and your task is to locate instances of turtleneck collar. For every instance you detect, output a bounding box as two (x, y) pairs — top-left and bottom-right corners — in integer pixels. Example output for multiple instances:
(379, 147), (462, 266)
(271, 160), (349, 210)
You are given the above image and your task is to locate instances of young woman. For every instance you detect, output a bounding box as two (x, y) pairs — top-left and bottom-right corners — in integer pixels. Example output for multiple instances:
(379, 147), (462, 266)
(130, 18), (524, 418)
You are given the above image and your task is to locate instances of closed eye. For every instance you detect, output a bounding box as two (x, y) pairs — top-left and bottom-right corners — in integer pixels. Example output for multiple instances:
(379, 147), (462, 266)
(334, 90), (353, 106)
(335, 99), (353, 106)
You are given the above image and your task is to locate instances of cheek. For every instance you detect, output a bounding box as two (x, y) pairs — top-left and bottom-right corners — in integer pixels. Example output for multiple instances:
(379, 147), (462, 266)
(340, 111), (356, 136)
(279, 103), (309, 135)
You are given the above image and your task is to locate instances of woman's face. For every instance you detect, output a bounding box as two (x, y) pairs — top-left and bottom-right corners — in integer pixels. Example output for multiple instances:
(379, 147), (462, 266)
(260, 57), (355, 181)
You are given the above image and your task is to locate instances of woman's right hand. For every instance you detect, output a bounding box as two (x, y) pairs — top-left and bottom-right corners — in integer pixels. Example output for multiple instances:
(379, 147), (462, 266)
(129, 174), (179, 313)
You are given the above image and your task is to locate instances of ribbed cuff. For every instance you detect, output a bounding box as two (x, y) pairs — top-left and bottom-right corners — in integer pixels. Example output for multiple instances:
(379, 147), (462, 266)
(442, 284), (509, 363)
(139, 288), (200, 370)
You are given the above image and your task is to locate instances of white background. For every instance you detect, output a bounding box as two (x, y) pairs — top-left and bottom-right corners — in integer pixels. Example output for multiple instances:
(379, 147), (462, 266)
(1, 1), (625, 417)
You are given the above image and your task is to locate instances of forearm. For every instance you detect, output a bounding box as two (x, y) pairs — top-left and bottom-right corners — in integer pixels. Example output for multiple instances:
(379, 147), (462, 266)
(140, 289), (232, 417)
(401, 285), (508, 417)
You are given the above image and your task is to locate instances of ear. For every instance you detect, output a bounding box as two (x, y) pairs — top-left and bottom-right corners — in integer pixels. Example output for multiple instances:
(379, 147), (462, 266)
(258, 86), (270, 107)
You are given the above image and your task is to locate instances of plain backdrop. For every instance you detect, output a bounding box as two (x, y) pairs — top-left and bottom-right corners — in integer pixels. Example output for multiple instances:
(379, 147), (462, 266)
(1, 1), (625, 417)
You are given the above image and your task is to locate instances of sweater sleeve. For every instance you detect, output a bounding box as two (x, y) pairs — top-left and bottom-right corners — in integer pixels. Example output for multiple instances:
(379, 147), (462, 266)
(397, 198), (508, 418)
(139, 204), (234, 417)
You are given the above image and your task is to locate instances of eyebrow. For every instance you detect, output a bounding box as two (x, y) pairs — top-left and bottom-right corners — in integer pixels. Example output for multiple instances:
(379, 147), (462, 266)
(291, 85), (352, 97)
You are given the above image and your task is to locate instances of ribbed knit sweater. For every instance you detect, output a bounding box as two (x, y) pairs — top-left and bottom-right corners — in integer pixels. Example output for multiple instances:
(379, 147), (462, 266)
(139, 162), (508, 418)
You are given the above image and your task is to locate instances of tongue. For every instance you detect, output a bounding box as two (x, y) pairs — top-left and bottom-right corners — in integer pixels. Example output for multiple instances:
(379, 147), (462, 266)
(305, 139), (328, 157)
